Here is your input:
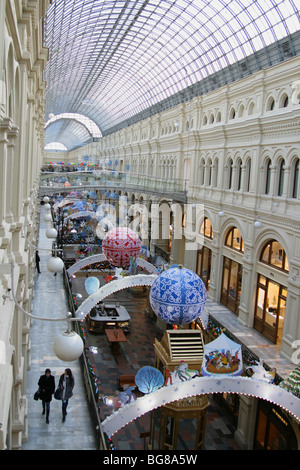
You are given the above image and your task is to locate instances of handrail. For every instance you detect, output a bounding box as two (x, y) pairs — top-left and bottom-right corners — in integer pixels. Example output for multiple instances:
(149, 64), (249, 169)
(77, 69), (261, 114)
(62, 267), (107, 450)
(38, 170), (187, 202)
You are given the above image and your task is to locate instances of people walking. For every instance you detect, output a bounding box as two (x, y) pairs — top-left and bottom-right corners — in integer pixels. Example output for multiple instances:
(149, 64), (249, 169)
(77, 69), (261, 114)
(38, 368), (55, 423)
(58, 368), (74, 422)
(35, 250), (41, 273)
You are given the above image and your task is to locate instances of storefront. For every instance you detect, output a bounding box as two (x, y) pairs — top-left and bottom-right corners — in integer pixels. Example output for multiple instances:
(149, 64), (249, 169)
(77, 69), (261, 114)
(220, 227), (244, 315)
(253, 400), (297, 450)
(254, 240), (288, 344)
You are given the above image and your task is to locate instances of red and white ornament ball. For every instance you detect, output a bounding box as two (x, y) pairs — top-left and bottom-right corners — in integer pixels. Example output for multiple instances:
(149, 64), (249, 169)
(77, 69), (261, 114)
(102, 227), (141, 267)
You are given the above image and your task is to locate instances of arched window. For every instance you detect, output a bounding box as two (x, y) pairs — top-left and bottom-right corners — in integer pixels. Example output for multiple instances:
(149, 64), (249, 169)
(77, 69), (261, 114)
(208, 159), (212, 186)
(200, 217), (213, 239)
(199, 158), (205, 185)
(225, 227), (244, 253)
(277, 159), (285, 196)
(237, 159), (242, 190)
(245, 159), (251, 192)
(260, 240), (289, 272)
(267, 97), (275, 111)
(228, 158), (233, 189)
(265, 158), (271, 194)
(292, 158), (299, 198)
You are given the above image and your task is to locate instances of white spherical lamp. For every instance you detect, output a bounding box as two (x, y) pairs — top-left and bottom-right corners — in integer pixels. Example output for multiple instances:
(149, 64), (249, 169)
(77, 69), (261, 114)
(43, 196), (50, 203)
(44, 203), (51, 210)
(46, 228), (58, 239)
(43, 212), (53, 222)
(53, 330), (84, 361)
(254, 220), (262, 228)
(47, 256), (64, 273)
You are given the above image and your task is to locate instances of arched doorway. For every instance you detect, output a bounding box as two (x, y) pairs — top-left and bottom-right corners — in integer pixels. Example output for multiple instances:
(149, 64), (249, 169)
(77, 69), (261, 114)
(221, 227), (244, 314)
(254, 240), (289, 344)
(196, 217), (213, 290)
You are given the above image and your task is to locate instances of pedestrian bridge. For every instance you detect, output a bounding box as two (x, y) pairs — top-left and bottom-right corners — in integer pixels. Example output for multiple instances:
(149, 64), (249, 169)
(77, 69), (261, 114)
(101, 376), (300, 436)
(39, 170), (187, 202)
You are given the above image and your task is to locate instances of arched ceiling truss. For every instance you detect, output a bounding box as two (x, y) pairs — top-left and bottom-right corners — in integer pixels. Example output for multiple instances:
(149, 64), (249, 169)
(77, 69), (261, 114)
(43, 0), (300, 150)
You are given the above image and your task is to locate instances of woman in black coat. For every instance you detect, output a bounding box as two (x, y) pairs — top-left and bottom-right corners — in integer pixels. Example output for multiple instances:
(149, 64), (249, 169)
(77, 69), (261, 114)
(38, 368), (55, 423)
(58, 368), (75, 422)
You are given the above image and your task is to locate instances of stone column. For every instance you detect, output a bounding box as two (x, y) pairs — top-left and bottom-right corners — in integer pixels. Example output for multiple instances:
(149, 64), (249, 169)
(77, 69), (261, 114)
(234, 396), (258, 449)
(280, 268), (300, 362)
(6, 125), (19, 223)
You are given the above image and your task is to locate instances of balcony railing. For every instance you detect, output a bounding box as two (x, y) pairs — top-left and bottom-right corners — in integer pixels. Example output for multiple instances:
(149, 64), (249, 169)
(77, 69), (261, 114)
(39, 170), (187, 202)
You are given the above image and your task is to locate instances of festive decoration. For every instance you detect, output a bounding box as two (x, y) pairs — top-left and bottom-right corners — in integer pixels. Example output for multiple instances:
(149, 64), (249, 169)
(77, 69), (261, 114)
(135, 366), (164, 394)
(279, 365), (300, 398)
(149, 265), (207, 325)
(85, 276), (100, 295)
(201, 333), (243, 377)
(102, 227), (141, 266)
(246, 359), (276, 383)
(101, 375), (300, 437)
(164, 361), (199, 386)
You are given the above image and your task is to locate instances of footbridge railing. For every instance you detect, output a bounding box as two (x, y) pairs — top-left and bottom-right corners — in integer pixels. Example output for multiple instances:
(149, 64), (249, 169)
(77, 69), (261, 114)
(39, 170), (187, 202)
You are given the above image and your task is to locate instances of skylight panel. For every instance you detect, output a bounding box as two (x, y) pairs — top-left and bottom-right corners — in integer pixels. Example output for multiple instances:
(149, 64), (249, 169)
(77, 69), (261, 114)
(44, 0), (300, 146)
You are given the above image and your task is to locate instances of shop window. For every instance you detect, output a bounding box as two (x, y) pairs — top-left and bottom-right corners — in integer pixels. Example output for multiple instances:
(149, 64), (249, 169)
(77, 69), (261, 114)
(196, 246), (211, 291)
(221, 256), (242, 314)
(254, 401), (297, 450)
(200, 217), (213, 239)
(254, 274), (286, 344)
(260, 240), (289, 272)
(225, 227), (244, 253)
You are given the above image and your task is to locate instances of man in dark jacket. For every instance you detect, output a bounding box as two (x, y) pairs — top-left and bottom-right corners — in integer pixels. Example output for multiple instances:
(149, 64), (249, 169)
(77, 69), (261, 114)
(38, 368), (55, 423)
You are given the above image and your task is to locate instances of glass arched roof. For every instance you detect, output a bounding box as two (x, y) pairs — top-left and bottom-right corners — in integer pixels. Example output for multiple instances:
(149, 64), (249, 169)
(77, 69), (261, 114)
(43, 0), (300, 150)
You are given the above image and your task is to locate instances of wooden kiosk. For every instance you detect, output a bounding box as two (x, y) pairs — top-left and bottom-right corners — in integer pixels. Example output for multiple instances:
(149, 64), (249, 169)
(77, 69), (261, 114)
(148, 329), (209, 450)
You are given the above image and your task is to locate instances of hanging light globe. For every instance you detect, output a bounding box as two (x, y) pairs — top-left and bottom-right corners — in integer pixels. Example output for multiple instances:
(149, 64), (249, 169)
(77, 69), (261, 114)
(43, 196), (50, 203)
(102, 227), (141, 266)
(47, 257), (64, 273)
(43, 212), (52, 222)
(45, 228), (58, 239)
(149, 265), (207, 325)
(44, 203), (51, 210)
(53, 330), (84, 362)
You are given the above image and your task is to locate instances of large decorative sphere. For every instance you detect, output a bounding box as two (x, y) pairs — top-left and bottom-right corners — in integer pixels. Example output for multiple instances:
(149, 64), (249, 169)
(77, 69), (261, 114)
(53, 331), (84, 361)
(85, 276), (100, 295)
(102, 227), (141, 266)
(47, 257), (64, 273)
(135, 366), (164, 394)
(43, 212), (52, 222)
(149, 265), (207, 325)
(46, 228), (58, 239)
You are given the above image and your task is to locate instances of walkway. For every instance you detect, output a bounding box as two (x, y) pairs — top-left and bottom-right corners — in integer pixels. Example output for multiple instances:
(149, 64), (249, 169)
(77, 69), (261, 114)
(21, 206), (97, 450)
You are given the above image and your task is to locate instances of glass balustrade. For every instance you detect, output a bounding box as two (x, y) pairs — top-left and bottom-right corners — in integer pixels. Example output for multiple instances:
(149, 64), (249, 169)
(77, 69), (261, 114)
(39, 170), (187, 200)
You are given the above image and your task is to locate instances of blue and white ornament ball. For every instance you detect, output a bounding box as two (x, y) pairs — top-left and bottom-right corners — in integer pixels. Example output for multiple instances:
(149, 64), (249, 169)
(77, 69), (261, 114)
(149, 265), (207, 325)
